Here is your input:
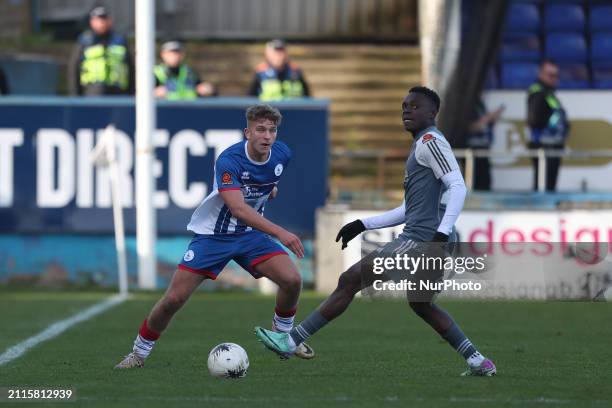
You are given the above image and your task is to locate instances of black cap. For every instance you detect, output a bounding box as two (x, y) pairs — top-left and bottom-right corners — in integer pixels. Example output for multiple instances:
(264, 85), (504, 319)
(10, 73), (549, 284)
(89, 6), (109, 18)
(266, 39), (286, 50)
(161, 40), (183, 52)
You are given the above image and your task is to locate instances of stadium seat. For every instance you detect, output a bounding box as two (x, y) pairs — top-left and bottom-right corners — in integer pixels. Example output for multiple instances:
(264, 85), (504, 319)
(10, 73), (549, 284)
(557, 63), (590, 89)
(589, 5), (612, 32)
(505, 3), (540, 32)
(501, 62), (539, 89)
(592, 62), (612, 89)
(544, 4), (585, 32)
(500, 33), (540, 62)
(545, 33), (587, 62)
(591, 34), (612, 63)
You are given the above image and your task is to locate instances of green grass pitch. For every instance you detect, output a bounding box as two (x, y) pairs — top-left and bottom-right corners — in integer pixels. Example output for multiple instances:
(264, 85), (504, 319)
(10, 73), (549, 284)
(1, 291), (611, 407)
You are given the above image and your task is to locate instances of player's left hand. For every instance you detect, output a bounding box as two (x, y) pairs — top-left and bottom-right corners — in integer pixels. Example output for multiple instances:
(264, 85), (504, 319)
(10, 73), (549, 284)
(276, 228), (305, 258)
(335, 220), (366, 250)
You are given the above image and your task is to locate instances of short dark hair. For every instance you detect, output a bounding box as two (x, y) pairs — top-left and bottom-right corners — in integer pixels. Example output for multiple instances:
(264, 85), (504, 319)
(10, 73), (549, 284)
(409, 86), (441, 111)
(246, 104), (282, 126)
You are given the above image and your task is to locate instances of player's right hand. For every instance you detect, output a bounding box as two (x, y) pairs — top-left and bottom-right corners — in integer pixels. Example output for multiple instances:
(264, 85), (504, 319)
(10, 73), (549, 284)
(335, 220), (366, 250)
(277, 229), (305, 258)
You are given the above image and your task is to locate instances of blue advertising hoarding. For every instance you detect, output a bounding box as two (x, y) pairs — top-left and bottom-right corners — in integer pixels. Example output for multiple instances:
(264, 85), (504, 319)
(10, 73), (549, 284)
(0, 97), (329, 236)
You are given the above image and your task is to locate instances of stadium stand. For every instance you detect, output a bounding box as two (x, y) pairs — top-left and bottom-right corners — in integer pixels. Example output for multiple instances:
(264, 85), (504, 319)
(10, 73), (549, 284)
(557, 62), (590, 89)
(589, 5), (612, 32)
(500, 33), (540, 62)
(592, 62), (612, 89)
(545, 33), (588, 63)
(544, 4), (586, 32)
(505, 3), (540, 32)
(492, 0), (612, 90)
(501, 61), (540, 89)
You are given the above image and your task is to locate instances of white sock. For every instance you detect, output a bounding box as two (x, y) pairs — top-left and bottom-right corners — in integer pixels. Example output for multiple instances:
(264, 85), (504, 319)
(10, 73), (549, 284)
(272, 313), (295, 333)
(467, 351), (485, 367)
(133, 335), (155, 359)
(287, 333), (297, 350)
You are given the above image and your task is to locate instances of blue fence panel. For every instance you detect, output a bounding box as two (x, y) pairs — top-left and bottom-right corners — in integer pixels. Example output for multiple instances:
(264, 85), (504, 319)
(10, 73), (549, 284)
(0, 97), (329, 237)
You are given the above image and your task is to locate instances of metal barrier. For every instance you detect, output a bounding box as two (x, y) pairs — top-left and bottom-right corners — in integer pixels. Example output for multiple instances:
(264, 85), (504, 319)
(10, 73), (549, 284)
(331, 148), (612, 192)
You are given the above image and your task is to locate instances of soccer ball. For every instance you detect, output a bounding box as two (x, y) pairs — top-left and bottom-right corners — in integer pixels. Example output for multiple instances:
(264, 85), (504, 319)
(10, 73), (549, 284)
(207, 343), (249, 379)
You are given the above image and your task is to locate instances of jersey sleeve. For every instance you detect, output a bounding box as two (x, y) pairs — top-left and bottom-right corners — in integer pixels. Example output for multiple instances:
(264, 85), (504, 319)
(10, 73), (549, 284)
(277, 141), (292, 168)
(214, 155), (242, 191)
(415, 135), (460, 179)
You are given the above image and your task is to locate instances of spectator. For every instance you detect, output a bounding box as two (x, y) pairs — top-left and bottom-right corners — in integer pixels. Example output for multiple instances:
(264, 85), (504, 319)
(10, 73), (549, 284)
(527, 60), (569, 191)
(248, 39), (310, 100)
(154, 41), (216, 100)
(69, 5), (134, 96)
(0, 67), (9, 95)
(465, 98), (504, 191)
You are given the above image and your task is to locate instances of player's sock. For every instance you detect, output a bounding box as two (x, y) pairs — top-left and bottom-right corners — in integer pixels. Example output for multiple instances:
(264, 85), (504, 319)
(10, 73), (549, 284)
(441, 322), (484, 366)
(132, 319), (160, 359)
(272, 306), (296, 333)
(289, 310), (328, 346)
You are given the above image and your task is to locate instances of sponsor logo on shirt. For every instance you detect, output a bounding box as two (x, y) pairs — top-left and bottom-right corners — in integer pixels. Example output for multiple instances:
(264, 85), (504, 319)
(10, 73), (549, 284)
(422, 134), (436, 143)
(241, 171), (250, 180)
(222, 172), (233, 184)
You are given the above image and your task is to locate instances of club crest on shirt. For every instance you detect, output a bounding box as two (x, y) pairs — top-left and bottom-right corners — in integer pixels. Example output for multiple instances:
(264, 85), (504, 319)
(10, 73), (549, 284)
(274, 164), (284, 176)
(221, 172), (233, 184)
(422, 134), (436, 143)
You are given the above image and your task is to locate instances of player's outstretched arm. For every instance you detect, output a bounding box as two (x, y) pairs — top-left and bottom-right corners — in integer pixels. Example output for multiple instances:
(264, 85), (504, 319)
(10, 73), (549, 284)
(219, 189), (304, 258)
(336, 203), (405, 250)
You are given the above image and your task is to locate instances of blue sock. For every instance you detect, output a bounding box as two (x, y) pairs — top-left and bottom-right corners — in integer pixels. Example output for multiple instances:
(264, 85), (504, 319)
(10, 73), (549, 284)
(442, 323), (478, 359)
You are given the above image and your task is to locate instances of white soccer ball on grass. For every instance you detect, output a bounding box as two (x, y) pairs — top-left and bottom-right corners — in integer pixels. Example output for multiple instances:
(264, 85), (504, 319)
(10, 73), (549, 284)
(207, 342), (249, 379)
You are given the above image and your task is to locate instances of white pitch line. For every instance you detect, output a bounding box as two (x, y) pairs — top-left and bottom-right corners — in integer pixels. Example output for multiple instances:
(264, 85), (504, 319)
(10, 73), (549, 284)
(0, 293), (128, 366)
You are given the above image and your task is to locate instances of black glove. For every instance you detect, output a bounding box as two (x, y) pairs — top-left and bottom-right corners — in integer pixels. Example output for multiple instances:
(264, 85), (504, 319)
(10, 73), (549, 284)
(335, 220), (366, 250)
(432, 232), (449, 242)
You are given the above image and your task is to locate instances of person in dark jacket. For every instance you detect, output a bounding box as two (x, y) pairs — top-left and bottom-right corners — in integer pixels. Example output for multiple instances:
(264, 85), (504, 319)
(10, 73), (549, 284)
(248, 39), (310, 101)
(69, 5), (134, 96)
(527, 60), (569, 191)
(465, 98), (504, 191)
(0, 67), (9, 95)
(154, 41), (216, 100)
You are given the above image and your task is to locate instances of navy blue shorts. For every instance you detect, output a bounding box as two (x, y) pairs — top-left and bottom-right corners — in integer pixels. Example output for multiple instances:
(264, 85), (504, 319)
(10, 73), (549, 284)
(178, 230), (287, 280)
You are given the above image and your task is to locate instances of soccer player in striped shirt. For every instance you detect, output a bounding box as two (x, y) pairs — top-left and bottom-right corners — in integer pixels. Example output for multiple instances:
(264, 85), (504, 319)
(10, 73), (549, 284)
(115, 104), (314, 368)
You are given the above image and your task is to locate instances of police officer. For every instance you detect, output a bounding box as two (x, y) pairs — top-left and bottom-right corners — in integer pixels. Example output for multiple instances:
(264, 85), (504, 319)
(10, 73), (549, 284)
(527, 60), (569, 191)
(154, 41), (216, 100)
(465, 98), (504, 191)
(248, 39), (310, 101)
(69, 6), (134, 95)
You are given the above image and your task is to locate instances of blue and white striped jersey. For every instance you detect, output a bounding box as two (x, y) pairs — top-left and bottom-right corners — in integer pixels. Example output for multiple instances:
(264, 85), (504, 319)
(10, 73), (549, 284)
(187, 140), (291, 235)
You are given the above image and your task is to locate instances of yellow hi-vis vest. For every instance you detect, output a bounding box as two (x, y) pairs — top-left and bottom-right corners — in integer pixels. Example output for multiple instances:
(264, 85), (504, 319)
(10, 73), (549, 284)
(256, 63), (305, 101)
(154, 64), (198, 100)
(79, 33), (129, 90)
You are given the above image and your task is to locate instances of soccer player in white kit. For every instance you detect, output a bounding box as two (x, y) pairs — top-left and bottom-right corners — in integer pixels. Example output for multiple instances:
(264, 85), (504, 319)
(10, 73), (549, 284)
(256, 87), (497, 376)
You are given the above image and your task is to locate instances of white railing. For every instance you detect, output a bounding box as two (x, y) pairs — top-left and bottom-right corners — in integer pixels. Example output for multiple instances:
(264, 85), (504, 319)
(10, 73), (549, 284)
(331, 148), (612, 192)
